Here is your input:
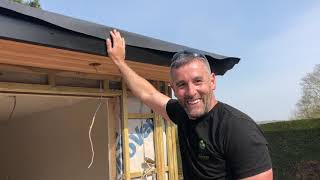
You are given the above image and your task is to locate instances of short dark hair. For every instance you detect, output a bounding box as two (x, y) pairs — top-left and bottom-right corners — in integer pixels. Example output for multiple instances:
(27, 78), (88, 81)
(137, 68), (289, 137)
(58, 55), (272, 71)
(170, 50), (211, 77)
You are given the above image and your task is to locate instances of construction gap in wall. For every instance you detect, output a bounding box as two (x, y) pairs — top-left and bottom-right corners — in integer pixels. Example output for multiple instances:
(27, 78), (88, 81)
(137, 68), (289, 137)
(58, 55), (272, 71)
(0, 94), (112, 180)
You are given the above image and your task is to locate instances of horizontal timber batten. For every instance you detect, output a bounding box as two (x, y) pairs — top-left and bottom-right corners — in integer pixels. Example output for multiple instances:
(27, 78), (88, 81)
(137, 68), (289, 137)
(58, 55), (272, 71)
(0, 64), (121, 82)
(128, 113), (154, 119)
(0, 39), (170, 82)
(0, 82), (121, 97)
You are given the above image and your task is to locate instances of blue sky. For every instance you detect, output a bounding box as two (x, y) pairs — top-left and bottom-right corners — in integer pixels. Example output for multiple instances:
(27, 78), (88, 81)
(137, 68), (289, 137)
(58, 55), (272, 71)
(41, 0), (320, 121)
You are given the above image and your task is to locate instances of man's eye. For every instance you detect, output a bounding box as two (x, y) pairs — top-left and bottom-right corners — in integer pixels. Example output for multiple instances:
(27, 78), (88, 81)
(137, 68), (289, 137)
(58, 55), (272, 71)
(195, 80), (203, 84)
(177, 83), (185, 88)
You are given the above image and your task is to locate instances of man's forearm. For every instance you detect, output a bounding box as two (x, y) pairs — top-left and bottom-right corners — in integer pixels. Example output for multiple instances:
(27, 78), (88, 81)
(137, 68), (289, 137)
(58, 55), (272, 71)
(115, 61), (158, 101)
(106, 29), (171, 120)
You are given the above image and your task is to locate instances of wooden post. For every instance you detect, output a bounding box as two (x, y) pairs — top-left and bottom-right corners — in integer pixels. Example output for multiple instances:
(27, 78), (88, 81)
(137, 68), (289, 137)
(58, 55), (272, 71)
(103, 80), (109, 91)
(168, 85), (179, 180)
(48, 74), (56, 87)
(164, 82), (176, 180)
(154, 81), (165, 180)
(107, 97), (117, 180)
(121, 81), (130, 179)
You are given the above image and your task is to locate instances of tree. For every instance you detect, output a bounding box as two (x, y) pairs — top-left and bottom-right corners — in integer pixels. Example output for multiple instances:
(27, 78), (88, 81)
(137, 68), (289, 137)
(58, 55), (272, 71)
(10, 0), (23, 3)
(9, 0), (41, 8)
(294, 64), (320, 119)
(28, 0), (40, 8)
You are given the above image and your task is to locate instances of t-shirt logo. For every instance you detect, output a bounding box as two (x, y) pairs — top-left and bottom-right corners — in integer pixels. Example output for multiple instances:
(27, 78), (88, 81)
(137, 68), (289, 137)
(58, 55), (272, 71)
(198, 139), (210, 161)
(199, 139), (206, 150)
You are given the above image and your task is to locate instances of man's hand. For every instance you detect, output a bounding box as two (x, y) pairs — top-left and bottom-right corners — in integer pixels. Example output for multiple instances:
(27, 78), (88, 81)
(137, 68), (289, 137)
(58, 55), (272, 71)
(105, 29), (171, 122)
(106, 29), (126, 65)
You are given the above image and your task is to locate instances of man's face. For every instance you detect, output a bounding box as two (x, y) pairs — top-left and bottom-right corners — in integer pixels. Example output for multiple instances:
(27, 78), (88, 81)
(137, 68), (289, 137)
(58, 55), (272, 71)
(170, 59), (216, 119)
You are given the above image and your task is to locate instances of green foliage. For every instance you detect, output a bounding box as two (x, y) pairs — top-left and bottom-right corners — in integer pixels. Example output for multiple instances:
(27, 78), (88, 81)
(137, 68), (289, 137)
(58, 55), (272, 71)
(261, 119), (320, 180)
(28, 0), (40, 8)
(294, 64), (320, 119)
(9, 0), (41, 8)
(260, 118), (320, 132)
(10, 0), (23, 3)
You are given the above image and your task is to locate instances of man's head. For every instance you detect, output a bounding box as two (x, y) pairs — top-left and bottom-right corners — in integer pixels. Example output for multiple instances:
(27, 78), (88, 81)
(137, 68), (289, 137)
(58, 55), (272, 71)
(170, 50), (217, 120)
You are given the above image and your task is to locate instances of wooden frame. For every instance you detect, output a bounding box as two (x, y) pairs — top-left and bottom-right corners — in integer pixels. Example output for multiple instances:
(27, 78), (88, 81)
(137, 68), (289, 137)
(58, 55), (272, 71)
(121, 82), (178, 180)
(106, 97), (117, 180)
(0, 39), (179, 180)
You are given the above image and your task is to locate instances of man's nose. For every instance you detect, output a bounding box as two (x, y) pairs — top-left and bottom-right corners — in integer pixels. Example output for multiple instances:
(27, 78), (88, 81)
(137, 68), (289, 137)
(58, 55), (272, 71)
(186, 84), (197, 97)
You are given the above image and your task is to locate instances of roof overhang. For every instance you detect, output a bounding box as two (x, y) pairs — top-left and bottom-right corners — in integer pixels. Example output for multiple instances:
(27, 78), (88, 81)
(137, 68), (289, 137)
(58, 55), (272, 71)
(0, 0), (240, 77)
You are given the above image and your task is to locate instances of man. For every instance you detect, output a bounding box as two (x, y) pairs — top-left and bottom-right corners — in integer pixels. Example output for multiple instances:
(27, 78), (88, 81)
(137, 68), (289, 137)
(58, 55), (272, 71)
(107, 29), (273, 180)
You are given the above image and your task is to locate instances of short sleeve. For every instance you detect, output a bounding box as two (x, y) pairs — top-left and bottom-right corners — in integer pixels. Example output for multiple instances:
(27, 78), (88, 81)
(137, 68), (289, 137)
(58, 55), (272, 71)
(223, 117), (272, 179)
(165, 99), (187, 125)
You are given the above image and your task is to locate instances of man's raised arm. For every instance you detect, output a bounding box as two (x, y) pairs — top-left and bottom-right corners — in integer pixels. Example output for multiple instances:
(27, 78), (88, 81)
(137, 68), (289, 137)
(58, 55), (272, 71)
(106, 29), (171, 120)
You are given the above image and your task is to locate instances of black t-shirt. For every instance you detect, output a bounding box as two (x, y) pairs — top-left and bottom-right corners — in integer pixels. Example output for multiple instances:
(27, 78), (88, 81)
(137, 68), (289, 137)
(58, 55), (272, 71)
(166, 99), (272, 180)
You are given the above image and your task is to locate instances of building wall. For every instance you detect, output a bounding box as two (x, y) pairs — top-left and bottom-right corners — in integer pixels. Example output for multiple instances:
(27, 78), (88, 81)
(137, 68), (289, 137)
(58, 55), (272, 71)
(0, 125), (9, 180)
(0, 98), (110, 180)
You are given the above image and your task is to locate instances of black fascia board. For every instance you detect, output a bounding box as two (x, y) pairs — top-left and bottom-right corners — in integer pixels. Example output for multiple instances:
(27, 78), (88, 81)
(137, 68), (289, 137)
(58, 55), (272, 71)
(0, 0), (240, 75)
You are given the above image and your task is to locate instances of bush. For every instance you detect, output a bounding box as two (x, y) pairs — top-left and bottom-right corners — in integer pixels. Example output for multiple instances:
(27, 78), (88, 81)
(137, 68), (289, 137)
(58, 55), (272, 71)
(261, 119), (320, 180)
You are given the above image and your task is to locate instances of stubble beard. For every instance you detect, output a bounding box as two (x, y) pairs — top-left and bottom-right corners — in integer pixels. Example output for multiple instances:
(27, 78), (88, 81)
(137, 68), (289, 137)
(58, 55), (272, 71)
(179, 92), (212, 120)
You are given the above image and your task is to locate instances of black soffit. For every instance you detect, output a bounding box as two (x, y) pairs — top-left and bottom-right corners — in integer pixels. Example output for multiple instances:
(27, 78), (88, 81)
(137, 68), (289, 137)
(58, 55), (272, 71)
(0, 0), (240, 75)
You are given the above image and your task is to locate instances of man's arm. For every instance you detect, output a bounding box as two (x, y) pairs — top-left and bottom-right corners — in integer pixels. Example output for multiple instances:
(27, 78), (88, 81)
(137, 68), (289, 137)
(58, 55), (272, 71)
(106, 29), (171, 120)
(240, 169), (273, 180)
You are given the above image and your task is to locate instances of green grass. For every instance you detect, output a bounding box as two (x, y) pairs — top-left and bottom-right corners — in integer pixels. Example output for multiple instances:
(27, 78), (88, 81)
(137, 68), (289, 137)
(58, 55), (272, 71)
(260, 119), (320, 180)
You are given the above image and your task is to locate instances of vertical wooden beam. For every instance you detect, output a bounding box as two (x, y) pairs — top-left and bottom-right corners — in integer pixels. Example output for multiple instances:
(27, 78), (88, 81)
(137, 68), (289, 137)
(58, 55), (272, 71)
(121, 81), (130, 179)
(170, 122), (179, 180)
(172, 127), (179, 177)
(154, 113), (165, 180)
(103, 80), (109, 91)
(166, 117), (175, 180)
(107, 97), (117, 180)
(154, 81), (165, 180)
(48, 74), (56, 86)
(168, 86), (179, 180)
(164, 82), (176, 180)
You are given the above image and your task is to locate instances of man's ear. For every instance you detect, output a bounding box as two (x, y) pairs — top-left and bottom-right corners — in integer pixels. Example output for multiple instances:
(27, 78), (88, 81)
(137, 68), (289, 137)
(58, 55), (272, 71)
(168, 82), (177, 97)
(210, 73), (216, 90)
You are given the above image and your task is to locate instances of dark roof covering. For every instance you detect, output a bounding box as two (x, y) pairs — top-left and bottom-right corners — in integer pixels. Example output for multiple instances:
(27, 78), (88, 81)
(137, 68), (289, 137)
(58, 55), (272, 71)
(0, 0), (240, 75)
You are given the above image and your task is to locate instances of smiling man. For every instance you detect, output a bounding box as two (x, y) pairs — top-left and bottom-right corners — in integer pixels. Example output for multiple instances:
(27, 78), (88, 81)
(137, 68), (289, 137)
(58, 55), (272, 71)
(107, 29), (273, 180)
